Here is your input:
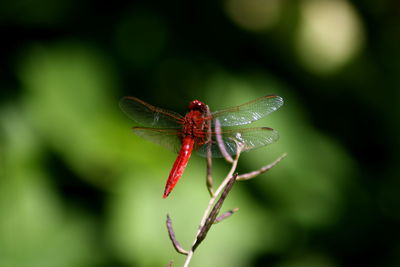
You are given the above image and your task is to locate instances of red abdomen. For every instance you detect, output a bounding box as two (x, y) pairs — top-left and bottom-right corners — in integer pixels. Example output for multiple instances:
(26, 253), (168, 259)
(163, 136), (195, 198)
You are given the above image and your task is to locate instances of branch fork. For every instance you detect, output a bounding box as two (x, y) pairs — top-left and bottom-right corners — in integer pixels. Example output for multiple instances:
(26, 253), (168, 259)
(166, 115), (287, 266)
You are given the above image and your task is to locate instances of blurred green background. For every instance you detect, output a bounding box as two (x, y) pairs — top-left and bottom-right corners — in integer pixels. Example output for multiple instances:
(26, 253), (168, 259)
(1, 0), (399, 266)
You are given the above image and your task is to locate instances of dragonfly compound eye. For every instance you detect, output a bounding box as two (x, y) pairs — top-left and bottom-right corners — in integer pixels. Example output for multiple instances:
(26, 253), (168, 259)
(188, 100), (207, 111)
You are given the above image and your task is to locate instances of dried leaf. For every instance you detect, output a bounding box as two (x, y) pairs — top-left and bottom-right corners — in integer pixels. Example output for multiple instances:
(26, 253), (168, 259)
(193, 174), (237, 250)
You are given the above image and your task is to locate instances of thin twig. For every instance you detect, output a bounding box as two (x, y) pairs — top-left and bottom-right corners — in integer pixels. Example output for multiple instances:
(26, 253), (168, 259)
(237, 152), (288, 181)
(193, 173), (238, 251)
(166, 214), (189, 255)
(205, 105), (214, 197)
(215, 118), (234, 163)
(214, 208), (240, 224)
(206, 149), (214, 196)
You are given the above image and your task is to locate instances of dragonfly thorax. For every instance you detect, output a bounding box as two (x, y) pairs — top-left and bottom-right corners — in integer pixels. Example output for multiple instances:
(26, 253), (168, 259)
(182, 109), (207, 140)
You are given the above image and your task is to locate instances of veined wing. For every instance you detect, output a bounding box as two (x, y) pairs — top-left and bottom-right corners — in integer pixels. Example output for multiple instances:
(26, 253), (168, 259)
(120, 96), (184, 128)
(132, 127), (182, 153)
(211, 95), (283, 127)
(196, 127), (279, 158)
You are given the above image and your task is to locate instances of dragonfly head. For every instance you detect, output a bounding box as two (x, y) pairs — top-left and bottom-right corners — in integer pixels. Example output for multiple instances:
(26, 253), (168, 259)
(188, 100), (207, 112)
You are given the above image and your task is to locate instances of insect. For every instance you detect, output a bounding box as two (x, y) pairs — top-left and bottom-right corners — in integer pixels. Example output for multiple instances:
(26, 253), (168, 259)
(120, 95), (283, 198)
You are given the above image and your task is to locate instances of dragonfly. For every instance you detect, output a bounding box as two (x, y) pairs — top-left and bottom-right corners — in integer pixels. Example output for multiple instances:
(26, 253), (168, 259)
(120, 95), (283, 198)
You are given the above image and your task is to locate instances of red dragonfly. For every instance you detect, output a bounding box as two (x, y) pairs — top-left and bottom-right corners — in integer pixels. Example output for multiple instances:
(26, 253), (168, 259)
(120, 95), (283, 198)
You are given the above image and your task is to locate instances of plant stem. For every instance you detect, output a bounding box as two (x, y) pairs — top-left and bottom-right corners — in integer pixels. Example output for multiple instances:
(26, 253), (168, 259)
(182, 148), (241, 267)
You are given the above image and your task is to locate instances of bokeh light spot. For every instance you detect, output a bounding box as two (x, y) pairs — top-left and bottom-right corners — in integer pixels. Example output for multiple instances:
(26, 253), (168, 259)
(296, 0), (364, 74)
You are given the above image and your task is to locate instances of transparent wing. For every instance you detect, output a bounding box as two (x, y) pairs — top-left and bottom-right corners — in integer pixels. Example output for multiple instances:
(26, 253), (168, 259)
(120, 96), (184, 128)
(211, 95), (283, 127)
(196, 127), (279, 158)
(132, 127), (182, 153)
